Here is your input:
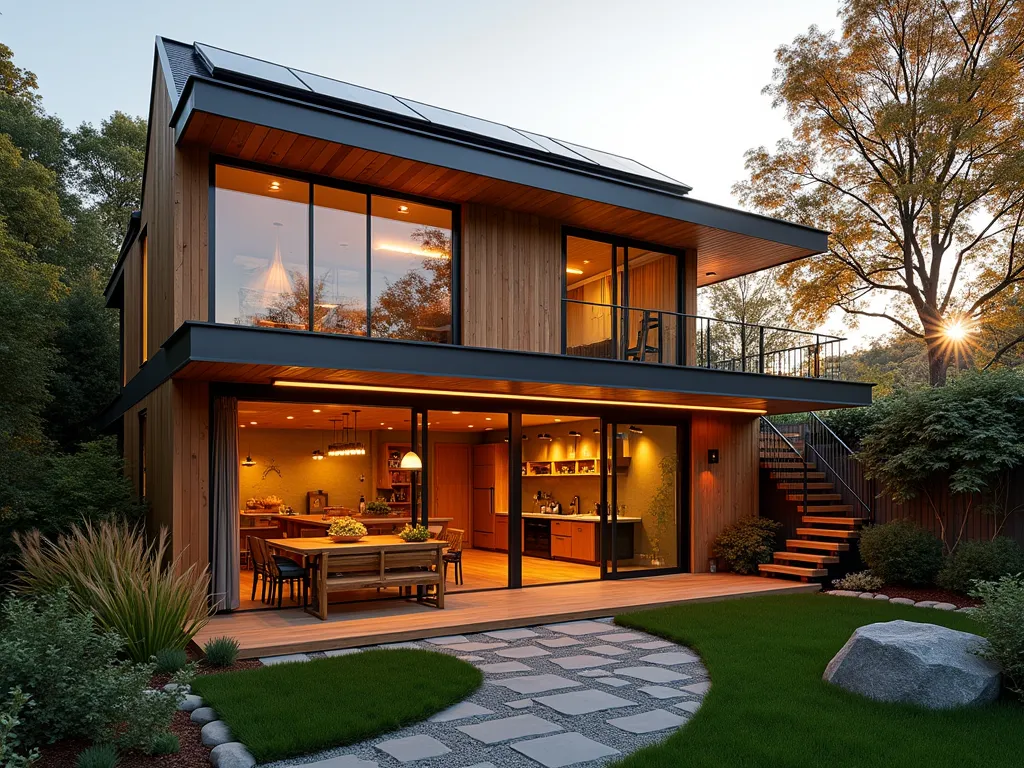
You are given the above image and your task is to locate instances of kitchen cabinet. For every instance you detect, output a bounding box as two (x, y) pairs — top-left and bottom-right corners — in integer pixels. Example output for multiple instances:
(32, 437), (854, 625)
(473, 487), (495, 537)
(570, 521), (597, 562)
(495, 516), (524, 552)
(551, 533), (573, 559)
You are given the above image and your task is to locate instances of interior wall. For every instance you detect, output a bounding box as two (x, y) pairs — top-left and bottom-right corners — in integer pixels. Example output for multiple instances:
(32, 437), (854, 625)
(690, 413), (759, 572)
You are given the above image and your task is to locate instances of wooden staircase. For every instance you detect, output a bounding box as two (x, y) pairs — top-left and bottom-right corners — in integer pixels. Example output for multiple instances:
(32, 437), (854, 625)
(758, 425), (866, 581)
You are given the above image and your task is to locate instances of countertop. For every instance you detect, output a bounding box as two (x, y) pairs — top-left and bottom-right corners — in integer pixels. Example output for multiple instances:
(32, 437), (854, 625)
(496, 511), (642, 524)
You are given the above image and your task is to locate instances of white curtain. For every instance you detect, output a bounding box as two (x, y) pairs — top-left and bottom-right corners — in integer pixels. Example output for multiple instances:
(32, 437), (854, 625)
(211, 397), (240, 610)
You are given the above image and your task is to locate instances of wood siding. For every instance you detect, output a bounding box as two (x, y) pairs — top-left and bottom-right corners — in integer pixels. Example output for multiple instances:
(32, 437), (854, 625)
(461, 204), (562, 353)
(690, 414), (759, 572)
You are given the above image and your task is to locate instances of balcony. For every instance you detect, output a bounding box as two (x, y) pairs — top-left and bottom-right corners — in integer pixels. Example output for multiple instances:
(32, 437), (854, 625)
(563, 299), (843, 379)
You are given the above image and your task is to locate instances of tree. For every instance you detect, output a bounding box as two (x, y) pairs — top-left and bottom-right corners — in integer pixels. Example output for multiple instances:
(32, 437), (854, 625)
(0, 42), (39, 103)
(371, 227), (453, 341)
(735, 0), (1024, 385)
(70, 111), (146, 252)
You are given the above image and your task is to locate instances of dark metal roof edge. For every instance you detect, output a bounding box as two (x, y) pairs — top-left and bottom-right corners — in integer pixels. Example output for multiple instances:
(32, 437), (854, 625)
(173, 80), (827, 252)
(104, 211), (141, 304)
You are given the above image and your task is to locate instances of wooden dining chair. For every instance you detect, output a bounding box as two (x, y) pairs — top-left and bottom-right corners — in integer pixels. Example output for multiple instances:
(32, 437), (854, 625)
(247, 535), (269, 602)
(442, 527), (465, 586)
(255, 537), (305, 608)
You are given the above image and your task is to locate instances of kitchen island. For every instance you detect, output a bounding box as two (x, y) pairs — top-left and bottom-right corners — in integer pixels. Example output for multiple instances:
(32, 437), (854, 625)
(244, 513), (453, 538)
(493, 512), (641, 565)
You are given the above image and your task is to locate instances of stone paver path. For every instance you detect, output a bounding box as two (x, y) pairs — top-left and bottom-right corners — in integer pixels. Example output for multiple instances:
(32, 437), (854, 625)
(261, 618), (708, 768)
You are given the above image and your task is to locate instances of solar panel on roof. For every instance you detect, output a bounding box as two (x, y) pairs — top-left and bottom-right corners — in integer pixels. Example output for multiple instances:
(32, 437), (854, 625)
(196, 43), (310, 91)
(291, 70), (427, 120)
(552, 139), (682, 185)
(513, 129), (595, 164)
(396, 98), (544, 151)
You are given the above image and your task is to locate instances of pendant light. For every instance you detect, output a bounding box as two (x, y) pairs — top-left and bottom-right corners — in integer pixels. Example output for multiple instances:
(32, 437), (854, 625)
(351, 410), (366, 456)
(327, 418), (344, 457)
(312, 428), (325, 461)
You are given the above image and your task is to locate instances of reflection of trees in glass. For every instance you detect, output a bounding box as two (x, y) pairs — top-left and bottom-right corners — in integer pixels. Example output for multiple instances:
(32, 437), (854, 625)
(372, 227), (452, 342)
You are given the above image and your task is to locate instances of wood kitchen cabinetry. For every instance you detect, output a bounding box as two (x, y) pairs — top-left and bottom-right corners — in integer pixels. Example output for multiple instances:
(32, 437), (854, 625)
(472, 444), (509, 550)
(551, 519), (597, 564)
(495, 515), (524, 552)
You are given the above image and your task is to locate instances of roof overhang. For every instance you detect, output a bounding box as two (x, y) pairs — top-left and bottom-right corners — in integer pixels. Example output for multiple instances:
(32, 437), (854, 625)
(99, 324), (872, 427)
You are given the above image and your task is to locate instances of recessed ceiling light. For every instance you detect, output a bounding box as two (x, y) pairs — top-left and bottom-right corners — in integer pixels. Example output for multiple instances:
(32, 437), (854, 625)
(250, 421), (257, 425)
(240, 424), (246, 428)
(485, 417), (492, 421)
(286, 416), (294, 420)
(554, 418), (561, 422)
(467, 424), (474, 428)
(387, 426), (393, 430)
(485, 427), (493, 431)
(452, 411), (461, 415)
(380, 422), (385, 426)
(269, 180), (281, 191)
(397, 205), (409, 214)
(566, 267), (583, 275)
(312, 409), (321, 413)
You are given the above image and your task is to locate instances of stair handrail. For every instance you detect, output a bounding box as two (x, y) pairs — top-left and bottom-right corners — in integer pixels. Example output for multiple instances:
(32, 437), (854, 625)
(759, 416), (810, 517)
(804, 413), (873, 520)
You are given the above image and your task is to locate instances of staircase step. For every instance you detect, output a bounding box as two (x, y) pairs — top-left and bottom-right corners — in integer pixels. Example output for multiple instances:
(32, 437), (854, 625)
(801, 515), (866, 526)
(796, 527), (861, 540)
(758, 563), (828, 578)
(771, 471), (826, 480)
(796, 505), (854, 513)
(787, 539), (850, 552)
(761, 461), (816, 470)
(774, 551), (840, 565)
(787, 493), (842, 501)
(777, 482), (834, 490)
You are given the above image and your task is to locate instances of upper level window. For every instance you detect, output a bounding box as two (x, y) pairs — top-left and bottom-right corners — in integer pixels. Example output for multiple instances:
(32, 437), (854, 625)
(213, 165), (453, 343)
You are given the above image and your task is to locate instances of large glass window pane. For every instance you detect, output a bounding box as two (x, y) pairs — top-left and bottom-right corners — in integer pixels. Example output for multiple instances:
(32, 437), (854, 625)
(214, 167), (309, 328)
(313, 186), (368, 335)
(370, 196), (453, 342)
(565, 236), (614, 358)
(623, 247), (678, 364)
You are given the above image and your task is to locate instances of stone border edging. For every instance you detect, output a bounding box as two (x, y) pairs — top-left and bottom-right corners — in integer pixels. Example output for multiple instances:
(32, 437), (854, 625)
(175, 684), (257, 768)
(824, 590), (975, 613)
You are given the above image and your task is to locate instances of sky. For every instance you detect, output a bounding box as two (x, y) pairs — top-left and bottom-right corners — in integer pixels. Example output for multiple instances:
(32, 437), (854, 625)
(2, 0), (889, 347)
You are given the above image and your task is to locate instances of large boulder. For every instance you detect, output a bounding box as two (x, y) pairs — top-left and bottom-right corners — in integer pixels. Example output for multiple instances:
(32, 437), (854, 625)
(823, 620), (1000, 709)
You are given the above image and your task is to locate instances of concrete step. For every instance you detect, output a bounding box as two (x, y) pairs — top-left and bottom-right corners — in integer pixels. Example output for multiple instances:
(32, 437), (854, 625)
(758, 563), (828, 578)
(787, 538), (850, 552)
(796, 527), (861, 540)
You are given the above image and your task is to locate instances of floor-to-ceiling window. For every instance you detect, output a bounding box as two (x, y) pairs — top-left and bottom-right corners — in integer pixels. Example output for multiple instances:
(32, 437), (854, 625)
(213, 164), (455, 342)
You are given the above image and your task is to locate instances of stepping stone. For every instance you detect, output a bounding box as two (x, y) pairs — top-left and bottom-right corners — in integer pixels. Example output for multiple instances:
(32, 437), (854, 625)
(457, 713), (562, 744)
(615, 666), (689, 683)
(579, 669), (614, 678)
(506, 698), (534, 709)
(493, 674), (583, 695)
(511, 732), (620, 768)
(478, 661), (532, 674)
(544, 620), (612, 636)
(297, 757), (378, 768)
(459, 656), (484, 662)
(640, 651), (700, 666)
(259, 653), (308, 665)
(681, 681), (711, 695)
(607, 708), (687, 734)
(535, 689), (636, 715)
(674, 699), (702, 714)
(630, 640), (674, 650)
(375, 734), (451, 762)
(376, 642), (422, 650)
(424, 635), (469, 645)
(550, 655), (617, 671)
(594, 677), (631, 688)
(536, 637), (583, 648)
(324, 648), (362, 657)
(639, 685), (688, 699)
(598, 632), (646, 643)
(496, 646), (550, 659)
(443, 642), (507, 653)
(429, 701), (494, 722)
(485, 628), (539, 641)
(584, 644), (630, 656)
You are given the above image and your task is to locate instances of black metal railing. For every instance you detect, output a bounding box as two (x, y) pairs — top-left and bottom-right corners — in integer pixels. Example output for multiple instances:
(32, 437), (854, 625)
(563, 299), (843, 379)
(760, 417), (810, 515)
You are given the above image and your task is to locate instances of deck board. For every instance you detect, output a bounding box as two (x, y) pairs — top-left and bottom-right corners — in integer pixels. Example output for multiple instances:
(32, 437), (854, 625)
(198, 573), (819, 658)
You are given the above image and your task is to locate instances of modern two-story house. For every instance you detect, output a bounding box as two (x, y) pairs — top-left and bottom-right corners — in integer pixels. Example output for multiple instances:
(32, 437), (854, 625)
(103, 37), (872, 613)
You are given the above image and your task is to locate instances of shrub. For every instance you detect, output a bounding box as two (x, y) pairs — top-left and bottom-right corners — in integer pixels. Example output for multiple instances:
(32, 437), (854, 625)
(203, 636), (240, 668)
(832, 570), (885, 591)
(154, 648), (188, 674)
(858, 519), (943, 585)
(938, 537), (1024, 594)
(14, 520), (211, 662)
(0, 688), (39, 768)
(712, 516), (782, 575)
(148, 731), (179, 756)
(0, 592), (186, 752)
(76, 743), (118, 768)
(970, 575), (1024, 697)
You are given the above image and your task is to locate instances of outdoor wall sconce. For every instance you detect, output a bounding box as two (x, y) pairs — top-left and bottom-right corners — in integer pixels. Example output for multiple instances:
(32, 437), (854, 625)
(708, 448), (720, 465)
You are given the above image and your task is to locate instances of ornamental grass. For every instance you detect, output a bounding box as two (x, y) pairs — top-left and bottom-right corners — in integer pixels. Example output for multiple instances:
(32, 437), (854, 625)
(14, 520), (211, 662)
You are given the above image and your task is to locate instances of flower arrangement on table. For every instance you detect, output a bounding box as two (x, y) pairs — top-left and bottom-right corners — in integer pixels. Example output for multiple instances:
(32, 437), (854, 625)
(327, 516), (368, 542)
(397, 524), (431, 542)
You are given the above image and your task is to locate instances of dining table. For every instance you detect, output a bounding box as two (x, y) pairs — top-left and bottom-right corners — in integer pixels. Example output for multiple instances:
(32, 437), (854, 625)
(267, 534), (447, 619)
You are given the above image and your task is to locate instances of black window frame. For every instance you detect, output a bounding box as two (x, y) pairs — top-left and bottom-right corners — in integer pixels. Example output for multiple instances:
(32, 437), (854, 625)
(208, 156), (462, 345)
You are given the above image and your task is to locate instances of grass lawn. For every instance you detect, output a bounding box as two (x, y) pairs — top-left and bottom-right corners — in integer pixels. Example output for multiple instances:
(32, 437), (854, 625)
(614, 593), (1022, 768)
(191, 648), (481, 762)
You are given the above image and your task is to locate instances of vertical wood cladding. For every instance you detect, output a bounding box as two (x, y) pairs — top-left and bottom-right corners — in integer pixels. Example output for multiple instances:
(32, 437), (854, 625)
(461, 203), (562, 353)
(690, 414), (759, 572)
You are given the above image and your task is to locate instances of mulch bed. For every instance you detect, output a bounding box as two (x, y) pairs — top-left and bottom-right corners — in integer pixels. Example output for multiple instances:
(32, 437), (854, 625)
(36, 648), (263, 767)
(880, 585), (981, 608)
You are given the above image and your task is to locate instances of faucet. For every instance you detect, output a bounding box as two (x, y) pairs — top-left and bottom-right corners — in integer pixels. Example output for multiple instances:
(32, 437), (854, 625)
(570, 495), (580, 516)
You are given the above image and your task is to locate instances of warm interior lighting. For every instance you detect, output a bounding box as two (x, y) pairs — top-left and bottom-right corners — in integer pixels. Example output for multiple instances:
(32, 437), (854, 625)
(568, 430), (582, 437)
(272, 381), (769, 414)
(269, 180), (281, 191)
(312, 408), (321, 413)
(629, 425), (643, 434)
(538, 433), (553, 441)
(397, 205), (409, 214)
(708, 448), (720, 464)
(377, 243), (449, 259)
(311, 449), (325, 461)
(250, 421), (257, 425)
(241, 454), (256, 467)
(566, 267), (584, 275)
(286, 416), (294, 420)
(400, 450), (422, 470)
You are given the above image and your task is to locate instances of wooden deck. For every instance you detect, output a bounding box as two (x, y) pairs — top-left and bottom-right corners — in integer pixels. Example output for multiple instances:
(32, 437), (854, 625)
(198, 573), (819, 659)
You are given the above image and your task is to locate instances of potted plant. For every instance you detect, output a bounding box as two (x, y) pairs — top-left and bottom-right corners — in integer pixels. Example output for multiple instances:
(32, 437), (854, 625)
(365, 499), (392, 517)
(327, 516), (368, 543)
(397, 524), (431, 542)
(645, 455), (676, 567)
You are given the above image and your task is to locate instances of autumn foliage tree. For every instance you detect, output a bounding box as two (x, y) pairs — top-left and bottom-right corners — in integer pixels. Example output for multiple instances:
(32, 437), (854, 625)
(735, 0), (1024, 385)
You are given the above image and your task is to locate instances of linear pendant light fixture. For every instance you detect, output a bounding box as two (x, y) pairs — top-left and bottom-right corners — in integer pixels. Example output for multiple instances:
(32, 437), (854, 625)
(272, 380), (768, 415)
